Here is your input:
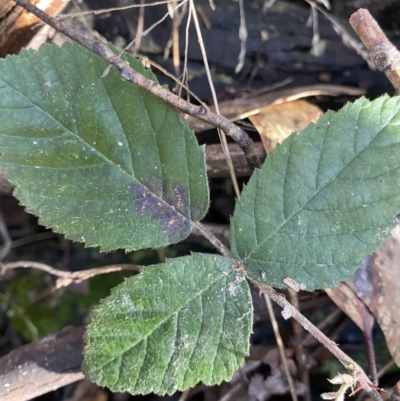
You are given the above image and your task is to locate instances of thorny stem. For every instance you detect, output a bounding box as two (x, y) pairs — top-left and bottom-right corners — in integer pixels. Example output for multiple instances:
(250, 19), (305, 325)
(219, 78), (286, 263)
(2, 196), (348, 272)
(189, 0), (241, 199)
(193, 221), (234, 259)
(259, 284), (353, 366)
(193, 223), (379, 399)
(13, 0), (261, 171)
(250, 280), (381, 398)
(300, 306), (342, 347)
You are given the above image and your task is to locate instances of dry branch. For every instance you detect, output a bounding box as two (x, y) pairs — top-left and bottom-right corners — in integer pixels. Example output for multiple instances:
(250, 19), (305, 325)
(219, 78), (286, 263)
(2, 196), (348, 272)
(1, 261), (140, 288)
(184, 84), (365, 132)
(350, 9), (400, 93)
(0, 326), (84, 401)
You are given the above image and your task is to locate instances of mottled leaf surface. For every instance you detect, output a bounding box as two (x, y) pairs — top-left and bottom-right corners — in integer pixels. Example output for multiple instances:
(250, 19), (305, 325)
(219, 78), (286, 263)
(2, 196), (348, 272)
(0, 42), (208, 251)
(231, 96), (400, 290)
(83, 253), (252, 394)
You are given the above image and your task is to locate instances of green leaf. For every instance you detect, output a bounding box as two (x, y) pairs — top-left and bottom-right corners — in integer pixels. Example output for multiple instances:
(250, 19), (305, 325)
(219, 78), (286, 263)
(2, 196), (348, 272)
(83, 253), (252, 395)
(0, 42), (209, 251)
(231, 96), (400, 290)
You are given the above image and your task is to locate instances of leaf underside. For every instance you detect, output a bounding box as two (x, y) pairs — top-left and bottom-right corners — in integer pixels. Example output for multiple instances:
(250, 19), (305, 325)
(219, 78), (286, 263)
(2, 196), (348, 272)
(0, 42), (209, 251)
(231, 96), (400, 290)
(83, 253), (252, 395)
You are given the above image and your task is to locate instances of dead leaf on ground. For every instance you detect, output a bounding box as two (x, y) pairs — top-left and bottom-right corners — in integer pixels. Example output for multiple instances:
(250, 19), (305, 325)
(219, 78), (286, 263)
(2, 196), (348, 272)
(230, 346), (306, 401)
(183, 84), (364, 132)
(249, 99), (323, 152)
(346, 231), (400, 367)
(326, 282), (377, 381)
(325, 283), (374, 338)
(248, 347), (307, 401)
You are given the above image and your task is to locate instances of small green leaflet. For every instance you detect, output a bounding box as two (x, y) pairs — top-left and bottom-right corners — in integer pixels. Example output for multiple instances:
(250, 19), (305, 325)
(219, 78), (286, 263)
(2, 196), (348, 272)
(83, 253), (252, 395)
(0, 42), (209, 251)
(231, 96), (400, 290)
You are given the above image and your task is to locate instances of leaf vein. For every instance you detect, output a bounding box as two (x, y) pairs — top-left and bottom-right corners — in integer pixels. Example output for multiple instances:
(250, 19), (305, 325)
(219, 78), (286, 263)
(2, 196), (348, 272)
(245, 105), (384, 261)
(91, 269), (232, 375)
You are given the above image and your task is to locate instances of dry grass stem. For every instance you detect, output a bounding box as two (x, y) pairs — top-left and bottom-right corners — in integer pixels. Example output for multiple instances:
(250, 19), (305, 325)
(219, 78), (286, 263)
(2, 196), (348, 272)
(263, 292), (299, 401)
(171, 0), (181, 76)
(304, 0), (373, 68)
(122, 0), (188, 56)
(179, 3), (192, 99)
(139, 54), (204, 105)
(1, 261), (140, 288)
(189, 0), (241, 198)
(288, 289), (312, 401)
(131, 0), (145, 57)
(58, 0), (177, 19)
(235, 0), (247, 73)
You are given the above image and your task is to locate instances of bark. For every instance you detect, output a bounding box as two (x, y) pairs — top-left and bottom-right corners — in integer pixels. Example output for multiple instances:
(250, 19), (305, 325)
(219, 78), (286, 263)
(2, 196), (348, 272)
(0, 326), (85, 401)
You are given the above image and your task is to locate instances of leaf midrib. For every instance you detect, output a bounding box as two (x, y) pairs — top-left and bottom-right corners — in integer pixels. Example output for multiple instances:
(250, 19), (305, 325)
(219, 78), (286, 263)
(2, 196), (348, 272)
(0, 66), (193, 223)
(92, 267), (237, 374)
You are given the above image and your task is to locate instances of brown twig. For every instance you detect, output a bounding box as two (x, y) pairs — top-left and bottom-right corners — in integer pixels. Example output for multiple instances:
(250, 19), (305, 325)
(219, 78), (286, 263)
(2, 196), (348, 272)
(13, 0), (261, 171)
(191, 222), (230, 246)
(261, 285), (352, 366)
(138, 53), (205, 105)
(193, 221), (233, 259)
(349, 9), (400, 93)
(189, 0), (241, 198)
(300, 306), (342, 347)
(206, 142), (266, 178)
(1, 261), (140, 289)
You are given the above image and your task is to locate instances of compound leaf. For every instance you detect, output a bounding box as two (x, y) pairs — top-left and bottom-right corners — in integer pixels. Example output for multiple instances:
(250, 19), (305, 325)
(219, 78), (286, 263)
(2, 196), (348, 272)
(231, 96), (400, 290)
(0, 42), (209, 251)
(83, 253), (252, 395)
